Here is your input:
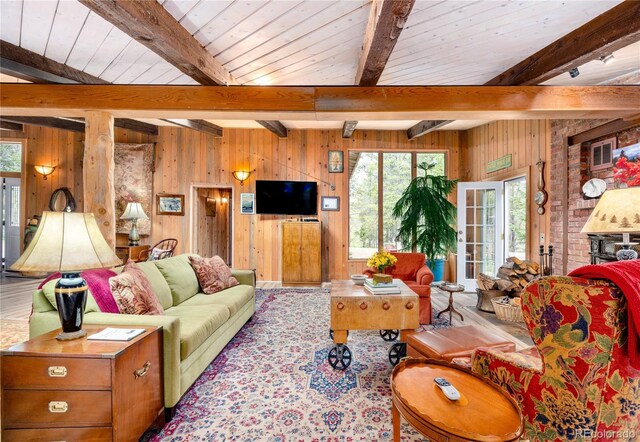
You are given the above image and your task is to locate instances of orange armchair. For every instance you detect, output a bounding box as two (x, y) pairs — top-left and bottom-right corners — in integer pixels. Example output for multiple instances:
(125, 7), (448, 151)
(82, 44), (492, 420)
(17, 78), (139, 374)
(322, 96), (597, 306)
(363, 252), (434, 324)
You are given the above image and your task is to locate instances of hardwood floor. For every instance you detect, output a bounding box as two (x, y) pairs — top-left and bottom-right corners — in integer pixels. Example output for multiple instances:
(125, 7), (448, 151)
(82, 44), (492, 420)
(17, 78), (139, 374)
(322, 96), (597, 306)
(0, 273), (44, 320)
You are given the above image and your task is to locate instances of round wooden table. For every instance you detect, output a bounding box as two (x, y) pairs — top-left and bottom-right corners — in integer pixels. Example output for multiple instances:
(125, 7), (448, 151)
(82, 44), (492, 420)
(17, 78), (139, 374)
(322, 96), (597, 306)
(391, 358), (523, 442)
(437, 282), (465, 325)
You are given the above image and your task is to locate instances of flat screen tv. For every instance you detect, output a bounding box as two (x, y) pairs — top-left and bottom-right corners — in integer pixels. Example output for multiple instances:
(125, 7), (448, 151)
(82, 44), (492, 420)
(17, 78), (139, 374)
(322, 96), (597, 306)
(255, 180), (318, 215)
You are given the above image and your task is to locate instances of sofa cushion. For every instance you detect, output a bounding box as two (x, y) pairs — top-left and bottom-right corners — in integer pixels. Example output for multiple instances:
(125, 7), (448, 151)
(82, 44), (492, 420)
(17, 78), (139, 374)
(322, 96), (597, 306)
(164, 304), (231, 360)
(180, 285), (254, 316)
(188, 255), (239, 294)
(154, 254), (200, 305)
(109, 261), (164, 315)
(41, 280), (100, 313)
(134, 261), (174, 310)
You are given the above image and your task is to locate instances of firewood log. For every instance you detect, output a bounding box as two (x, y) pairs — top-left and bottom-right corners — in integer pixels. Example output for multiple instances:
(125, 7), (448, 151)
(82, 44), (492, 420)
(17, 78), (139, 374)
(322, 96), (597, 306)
(495, 279), (517, 292)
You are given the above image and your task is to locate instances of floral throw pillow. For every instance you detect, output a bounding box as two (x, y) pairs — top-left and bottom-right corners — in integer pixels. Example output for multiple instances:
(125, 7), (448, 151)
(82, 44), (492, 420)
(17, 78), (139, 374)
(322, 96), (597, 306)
(109, 260), (164, 315)
(189, 255), (239, 294)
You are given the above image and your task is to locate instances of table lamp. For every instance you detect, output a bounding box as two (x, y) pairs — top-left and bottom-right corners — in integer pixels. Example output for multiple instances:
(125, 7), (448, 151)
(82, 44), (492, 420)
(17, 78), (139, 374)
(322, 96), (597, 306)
(581, 187), (640, 260)
(10, 212), (122, 340)
(120, 202), (149, 246)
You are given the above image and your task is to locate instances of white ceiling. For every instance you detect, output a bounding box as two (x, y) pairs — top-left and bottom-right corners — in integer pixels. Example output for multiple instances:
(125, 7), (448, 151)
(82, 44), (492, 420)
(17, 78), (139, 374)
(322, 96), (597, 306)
(0, 0), (638, 131)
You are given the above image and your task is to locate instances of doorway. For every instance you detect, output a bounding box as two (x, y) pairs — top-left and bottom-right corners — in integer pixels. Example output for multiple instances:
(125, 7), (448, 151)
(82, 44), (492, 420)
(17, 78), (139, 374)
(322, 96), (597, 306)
(191, 186), (233, 264)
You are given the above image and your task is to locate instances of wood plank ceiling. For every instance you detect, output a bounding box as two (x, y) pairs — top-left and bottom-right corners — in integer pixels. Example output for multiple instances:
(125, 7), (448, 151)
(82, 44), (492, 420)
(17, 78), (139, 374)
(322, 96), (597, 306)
(1, 0), (638, 133)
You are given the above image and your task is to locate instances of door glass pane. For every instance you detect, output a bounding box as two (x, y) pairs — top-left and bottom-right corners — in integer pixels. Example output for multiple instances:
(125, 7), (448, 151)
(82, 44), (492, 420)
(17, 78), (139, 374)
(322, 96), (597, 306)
(505, 176), (527, 260)
(10, 185), (20, 226)
(466, 188), (497, 279)
(349, 152), (378, 259)
(382, 152), (411, 251)
(416, 152), (445, 176)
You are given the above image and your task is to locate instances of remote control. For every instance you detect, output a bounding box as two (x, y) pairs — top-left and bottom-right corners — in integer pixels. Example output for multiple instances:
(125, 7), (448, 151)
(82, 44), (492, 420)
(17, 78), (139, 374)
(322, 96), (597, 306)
(434, 377), (460, 401)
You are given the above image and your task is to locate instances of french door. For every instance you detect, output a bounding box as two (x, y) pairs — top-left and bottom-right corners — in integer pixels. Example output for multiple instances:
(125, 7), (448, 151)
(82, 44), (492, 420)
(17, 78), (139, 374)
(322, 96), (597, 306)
(456, 182), (504, 291)
(2, 177), (21, 271)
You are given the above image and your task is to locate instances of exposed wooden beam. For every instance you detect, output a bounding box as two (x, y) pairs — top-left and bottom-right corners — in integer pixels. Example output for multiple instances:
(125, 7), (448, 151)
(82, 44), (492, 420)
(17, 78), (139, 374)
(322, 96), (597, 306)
(0, 40), (108, 84)
(356, 0), (416, 86)
(568, 118), (640, 146)
(0, 121), (23, 132)
(407, 120), (452, 140)
(0, 116), (85, 133)
(342, 121), (358, 138)
(78, 0), (236, 87)
(0, 130), (27, 139)
(2, 85), (638, 121)
(256, 120), (288, 138)
(163, 119), (223, 137)
(485, 1), (640, 86)
(113, 119), (159, 136)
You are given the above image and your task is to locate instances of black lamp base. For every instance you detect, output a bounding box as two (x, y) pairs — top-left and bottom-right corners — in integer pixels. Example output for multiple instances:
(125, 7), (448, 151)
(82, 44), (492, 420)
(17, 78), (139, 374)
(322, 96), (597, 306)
(54, 272), (88, 341)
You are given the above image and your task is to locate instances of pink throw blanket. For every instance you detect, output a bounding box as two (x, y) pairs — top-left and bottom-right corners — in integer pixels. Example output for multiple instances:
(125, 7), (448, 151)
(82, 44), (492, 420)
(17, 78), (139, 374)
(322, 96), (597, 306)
(569, 260), (640, 369)
(39, 268), (119, 313)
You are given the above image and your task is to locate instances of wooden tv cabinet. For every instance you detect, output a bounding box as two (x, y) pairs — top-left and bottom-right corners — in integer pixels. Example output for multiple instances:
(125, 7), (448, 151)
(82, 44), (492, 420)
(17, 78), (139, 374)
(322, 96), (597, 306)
(1, 325), (163, 442)
(282, 221), (322, 286)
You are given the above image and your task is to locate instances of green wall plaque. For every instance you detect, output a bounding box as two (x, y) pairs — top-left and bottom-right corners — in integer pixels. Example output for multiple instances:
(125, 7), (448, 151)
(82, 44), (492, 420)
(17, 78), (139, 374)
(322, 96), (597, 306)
(487, 154), (512, 173)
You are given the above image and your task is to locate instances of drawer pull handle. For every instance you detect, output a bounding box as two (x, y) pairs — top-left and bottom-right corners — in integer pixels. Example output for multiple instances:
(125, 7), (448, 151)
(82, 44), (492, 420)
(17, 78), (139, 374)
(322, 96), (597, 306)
(336, 302), (344, 311)
(360, 302), (368, 310)
(48, 366), (67, 377)
(405, 301), (414, 310)
(382, 302), (391, 310)
(48, 401), (68, 413)
(134, 361), (151, 378)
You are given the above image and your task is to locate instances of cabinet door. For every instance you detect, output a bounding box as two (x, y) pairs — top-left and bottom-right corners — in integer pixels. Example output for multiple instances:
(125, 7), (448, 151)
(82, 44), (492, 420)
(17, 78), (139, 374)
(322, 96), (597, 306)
(282, 223), (302, 283)
(300, 223), (321, 283)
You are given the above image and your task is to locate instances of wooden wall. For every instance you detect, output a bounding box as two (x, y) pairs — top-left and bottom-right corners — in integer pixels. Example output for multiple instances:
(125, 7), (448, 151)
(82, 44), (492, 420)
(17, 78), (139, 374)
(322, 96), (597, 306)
(149, 128), (462, 281)
(462, 120), (552, 262)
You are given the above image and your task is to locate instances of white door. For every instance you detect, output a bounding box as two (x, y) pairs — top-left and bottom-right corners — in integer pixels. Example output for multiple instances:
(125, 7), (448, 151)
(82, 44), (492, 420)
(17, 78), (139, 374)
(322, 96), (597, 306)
(457, 182), (504, 291)
(2, 177), (21, 270)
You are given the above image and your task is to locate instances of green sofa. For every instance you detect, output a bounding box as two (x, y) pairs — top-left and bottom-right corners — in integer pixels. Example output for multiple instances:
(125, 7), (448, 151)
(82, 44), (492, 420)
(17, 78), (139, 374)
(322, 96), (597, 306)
(29, 254), (256, 414)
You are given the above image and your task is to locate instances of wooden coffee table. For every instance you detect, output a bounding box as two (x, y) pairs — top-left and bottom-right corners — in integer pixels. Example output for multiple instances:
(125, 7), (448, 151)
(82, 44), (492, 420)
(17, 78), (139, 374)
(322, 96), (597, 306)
(391, 358), (524, 442)
(329, 280), (419, 369)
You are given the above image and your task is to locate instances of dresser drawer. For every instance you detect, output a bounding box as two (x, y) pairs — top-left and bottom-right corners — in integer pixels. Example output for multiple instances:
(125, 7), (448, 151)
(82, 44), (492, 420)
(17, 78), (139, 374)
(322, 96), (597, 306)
(2, 356), (111, 389)
(3, 427), (112, 441)
(3, 390), (112, 428)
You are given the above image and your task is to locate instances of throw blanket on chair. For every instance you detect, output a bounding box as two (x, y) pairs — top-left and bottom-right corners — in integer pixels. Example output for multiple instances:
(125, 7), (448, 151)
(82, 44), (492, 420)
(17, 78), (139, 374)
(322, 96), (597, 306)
(569, 260), (640, 369)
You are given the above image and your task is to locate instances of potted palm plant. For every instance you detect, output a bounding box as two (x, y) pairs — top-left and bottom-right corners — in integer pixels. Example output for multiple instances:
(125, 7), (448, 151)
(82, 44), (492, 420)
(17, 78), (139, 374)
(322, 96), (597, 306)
(392, 161), (458, 281)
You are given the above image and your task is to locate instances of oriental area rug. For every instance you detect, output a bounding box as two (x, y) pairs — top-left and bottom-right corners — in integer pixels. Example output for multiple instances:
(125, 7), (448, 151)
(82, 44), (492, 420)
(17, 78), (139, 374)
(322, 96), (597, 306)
(145, 288), (451, 441)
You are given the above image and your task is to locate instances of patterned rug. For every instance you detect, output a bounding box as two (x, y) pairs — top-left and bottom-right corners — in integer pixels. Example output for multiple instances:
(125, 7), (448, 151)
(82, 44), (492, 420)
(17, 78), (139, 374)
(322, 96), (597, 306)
(145, 288), (450, 441)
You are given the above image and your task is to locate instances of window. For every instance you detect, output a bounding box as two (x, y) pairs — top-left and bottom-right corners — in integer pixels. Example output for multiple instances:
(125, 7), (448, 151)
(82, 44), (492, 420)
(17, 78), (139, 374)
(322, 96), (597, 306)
(0, 142), (22, 172)
(590, 137), (616, 171)
(348, 151), (446, 259)
(504, 176), (527, 260)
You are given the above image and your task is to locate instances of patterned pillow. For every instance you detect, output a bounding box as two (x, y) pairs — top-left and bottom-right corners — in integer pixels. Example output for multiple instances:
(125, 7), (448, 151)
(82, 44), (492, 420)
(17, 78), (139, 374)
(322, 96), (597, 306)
(188, 255), (239, 294)
(148, 247), (171, 261)
(109, 260), (164, 315)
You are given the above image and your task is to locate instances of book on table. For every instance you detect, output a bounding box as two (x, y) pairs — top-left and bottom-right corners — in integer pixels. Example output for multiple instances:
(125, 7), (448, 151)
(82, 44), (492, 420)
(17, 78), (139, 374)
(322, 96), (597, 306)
(364, 284), (401, 295)
(88, 328), (146, 341)
(364, 278), (399, 288)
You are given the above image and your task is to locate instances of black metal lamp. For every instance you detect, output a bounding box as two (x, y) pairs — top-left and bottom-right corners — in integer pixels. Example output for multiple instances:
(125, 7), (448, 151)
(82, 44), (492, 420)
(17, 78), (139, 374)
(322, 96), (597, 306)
(10, 212), (122, 340)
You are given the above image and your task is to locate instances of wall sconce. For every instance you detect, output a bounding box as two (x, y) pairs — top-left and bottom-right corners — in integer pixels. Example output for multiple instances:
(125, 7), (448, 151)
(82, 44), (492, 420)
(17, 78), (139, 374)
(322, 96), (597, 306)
(34, 165), (55, 180)
(221, 197), (228, 204)
(232, 170), (251, 185)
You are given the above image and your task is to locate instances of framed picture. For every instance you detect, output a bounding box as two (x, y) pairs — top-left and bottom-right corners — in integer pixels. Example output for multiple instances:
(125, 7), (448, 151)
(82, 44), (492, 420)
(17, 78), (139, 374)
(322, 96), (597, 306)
(321, 196), (340, 211)
(328, 150), (344, 173)
(157, 193), (185, 216)
(240, 193), (255, 214)
(205, 197), (216, 217)
(613, 141), (640, 187)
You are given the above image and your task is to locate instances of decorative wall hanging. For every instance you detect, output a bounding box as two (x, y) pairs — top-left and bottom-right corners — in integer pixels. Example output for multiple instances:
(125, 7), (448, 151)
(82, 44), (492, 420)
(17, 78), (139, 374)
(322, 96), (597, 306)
(613, 142), (640, 187)
(48, 187), (77, 212)
(157, 194), (185, 216)
(321, 196), (340, 211)
(240, 193), (255, 214)
(114, 143), (154, 235)
(328, 150), (344, 173)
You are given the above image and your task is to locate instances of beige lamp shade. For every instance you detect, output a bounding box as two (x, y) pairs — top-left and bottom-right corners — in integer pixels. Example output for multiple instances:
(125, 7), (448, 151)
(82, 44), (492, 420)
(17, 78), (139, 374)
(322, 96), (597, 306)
(120, 202), (149, 220)
(581, 187), (640, 234)
(10, 211), (122, 272)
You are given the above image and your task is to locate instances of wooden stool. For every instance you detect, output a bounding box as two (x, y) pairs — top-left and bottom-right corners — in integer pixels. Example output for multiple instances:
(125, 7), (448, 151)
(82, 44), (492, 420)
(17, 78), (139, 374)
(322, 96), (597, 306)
(437, 282), (465, 324)
(406, 325), (516, 363)
(391, 358), (524, 442)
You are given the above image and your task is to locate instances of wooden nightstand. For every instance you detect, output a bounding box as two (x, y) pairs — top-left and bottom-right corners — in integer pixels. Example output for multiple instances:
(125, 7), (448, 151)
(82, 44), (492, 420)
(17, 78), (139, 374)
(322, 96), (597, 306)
(115, 245), (148, 263)
(1, 325), (163, 442)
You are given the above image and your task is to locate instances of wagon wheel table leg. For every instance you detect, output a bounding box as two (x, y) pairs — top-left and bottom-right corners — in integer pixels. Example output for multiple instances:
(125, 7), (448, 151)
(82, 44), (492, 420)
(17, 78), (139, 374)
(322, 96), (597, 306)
(388, 342), (406, 366)
(328, 344), (352, 370)
(380, 329), (399, 341)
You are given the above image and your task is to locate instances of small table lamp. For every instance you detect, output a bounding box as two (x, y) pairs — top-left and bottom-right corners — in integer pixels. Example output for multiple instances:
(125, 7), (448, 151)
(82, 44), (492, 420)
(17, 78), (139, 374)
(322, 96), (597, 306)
(120, 202), (149, 246)
(581, 187), (640, 260)
(10, 212), (122, 340)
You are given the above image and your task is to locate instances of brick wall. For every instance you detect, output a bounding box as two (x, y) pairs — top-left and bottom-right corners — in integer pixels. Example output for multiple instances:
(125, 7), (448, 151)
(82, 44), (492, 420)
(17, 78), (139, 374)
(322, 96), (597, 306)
(550, 121), (640, 274)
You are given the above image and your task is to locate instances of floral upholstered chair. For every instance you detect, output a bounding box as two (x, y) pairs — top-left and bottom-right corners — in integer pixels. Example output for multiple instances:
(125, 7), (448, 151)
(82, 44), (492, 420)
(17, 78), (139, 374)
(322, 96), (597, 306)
(472, 276), (640, 441)
(363, 252), (434, 324)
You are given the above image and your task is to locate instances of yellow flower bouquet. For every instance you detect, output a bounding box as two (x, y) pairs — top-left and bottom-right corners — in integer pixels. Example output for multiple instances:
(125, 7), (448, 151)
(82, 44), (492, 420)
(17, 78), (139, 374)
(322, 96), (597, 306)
(367, 251), (398, 273)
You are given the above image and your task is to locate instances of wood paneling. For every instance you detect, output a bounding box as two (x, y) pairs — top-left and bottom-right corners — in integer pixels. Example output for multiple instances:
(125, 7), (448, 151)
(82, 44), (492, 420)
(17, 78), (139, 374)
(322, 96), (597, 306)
(463, 120), (551, 262)
(194, 188), (231, 263)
